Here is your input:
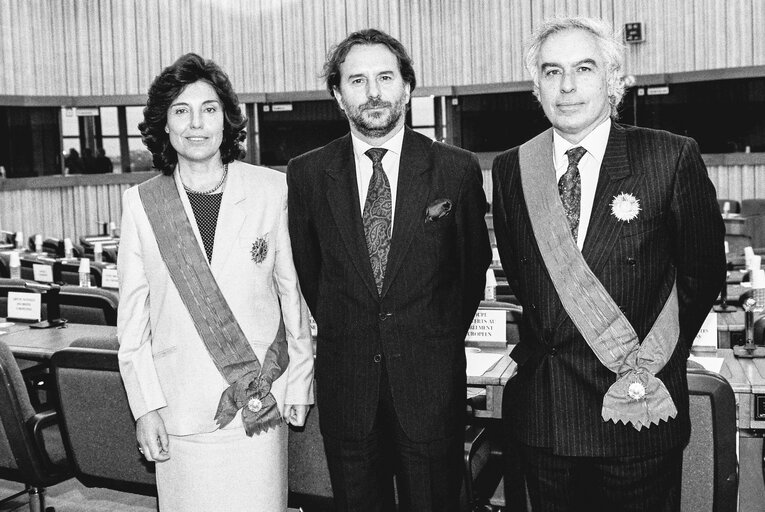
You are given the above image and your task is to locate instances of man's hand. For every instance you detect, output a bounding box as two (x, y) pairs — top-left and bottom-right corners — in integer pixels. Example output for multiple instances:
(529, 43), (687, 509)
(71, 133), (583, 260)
(136, 410), (170, 462)
(283, 404), (310, 427)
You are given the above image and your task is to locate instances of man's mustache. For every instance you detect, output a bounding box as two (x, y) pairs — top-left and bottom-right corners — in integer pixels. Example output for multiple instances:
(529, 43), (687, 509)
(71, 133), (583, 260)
(361, 99), (392, 110)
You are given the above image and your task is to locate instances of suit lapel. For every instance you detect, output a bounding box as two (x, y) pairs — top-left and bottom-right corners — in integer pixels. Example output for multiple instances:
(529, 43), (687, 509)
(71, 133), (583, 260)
(580, 123), (632, 274)
(324, 135), (380, 299)
(381, 129), (432, 297)
(211, 162), (247, 278)
(551, 123), (632, 332)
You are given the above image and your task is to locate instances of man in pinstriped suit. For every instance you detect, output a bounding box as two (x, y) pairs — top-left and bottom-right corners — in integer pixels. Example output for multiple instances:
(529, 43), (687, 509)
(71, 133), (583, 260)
(492, 16), (725, 511)
(288, 29), (491, 511)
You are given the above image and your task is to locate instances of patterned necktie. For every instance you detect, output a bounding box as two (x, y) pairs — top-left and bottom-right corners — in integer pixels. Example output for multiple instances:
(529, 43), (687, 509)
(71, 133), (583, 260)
(363, 147), (391, 294)
(558, 146), (587, 242)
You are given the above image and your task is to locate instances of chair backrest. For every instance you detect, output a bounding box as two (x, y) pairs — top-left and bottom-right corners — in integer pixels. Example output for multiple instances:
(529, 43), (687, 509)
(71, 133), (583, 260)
(50, 339), (157, 495)
(288, 405), (334, 508)
(0, 339), (71, 486)
(54, 260), (103, 287)
(742, 199), (765, 216)
(718, 199), (741, 214)
(57, 286), (119, 326)
(681, 367), (738, 512)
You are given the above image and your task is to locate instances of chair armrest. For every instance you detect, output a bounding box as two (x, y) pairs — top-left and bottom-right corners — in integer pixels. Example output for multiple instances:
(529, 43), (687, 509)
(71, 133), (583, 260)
(26, 408), (60, 469)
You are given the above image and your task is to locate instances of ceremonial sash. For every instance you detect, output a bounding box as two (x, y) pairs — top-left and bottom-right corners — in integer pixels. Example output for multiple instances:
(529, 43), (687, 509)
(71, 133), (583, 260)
(518, 129), (679, 430)
(138, 173), (288, 436)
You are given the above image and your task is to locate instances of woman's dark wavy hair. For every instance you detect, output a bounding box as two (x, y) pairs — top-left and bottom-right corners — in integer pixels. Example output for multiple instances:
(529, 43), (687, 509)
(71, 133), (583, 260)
(139, 53), (247, 175)
(322, 28), (416, 97)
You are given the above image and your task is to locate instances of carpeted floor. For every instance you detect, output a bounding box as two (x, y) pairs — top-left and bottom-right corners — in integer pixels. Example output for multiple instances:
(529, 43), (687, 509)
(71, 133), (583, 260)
(0, 478), (157, 511)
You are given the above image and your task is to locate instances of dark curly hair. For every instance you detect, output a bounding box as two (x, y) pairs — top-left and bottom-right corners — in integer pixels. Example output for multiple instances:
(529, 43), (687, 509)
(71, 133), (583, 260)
(139, 53), (247, 175)
(322, 28), (416, 98)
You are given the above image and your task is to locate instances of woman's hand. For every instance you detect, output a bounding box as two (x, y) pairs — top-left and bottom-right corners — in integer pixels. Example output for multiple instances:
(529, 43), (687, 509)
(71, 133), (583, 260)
(282, 404), (310, 427)
(136, 410), (171, 462)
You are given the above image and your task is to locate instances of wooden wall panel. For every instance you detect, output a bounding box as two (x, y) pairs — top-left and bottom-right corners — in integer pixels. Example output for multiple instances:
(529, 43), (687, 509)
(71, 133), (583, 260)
(0, 182), (130, 241)
(2, 0), (765, 96)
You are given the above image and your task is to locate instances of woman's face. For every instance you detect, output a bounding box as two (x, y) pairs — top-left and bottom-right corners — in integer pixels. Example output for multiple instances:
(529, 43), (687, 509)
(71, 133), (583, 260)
(165, 80), (225, 166)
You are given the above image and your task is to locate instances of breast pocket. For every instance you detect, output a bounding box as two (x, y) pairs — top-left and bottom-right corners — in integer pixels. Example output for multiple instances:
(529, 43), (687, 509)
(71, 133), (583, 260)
(618, 213), (664, 239)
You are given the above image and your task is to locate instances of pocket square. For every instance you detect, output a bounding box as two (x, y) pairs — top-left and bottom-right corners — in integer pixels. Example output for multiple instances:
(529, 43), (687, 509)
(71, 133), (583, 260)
(425, 198), (453, 223)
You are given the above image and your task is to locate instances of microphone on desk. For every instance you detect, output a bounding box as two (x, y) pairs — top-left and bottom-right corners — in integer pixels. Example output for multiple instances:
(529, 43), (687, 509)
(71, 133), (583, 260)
(734, 270), (765, 358)
(715, 244), (736, 312)
(27, 282), (67, 329)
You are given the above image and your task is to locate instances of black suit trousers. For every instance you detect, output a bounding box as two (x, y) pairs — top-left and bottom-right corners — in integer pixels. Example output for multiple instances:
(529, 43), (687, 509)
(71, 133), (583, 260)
(322, 364), (463, 512)
(503, 437), (682, 512)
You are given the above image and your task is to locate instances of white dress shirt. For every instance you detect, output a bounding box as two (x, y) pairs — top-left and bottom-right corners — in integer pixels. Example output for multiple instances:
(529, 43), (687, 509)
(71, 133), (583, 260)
(351, 125), (405, 232)
(553, 118), (612, 250)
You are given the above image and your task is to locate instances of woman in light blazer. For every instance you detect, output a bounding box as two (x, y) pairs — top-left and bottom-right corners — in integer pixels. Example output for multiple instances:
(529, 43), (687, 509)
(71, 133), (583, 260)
(117, 53), (314, 512)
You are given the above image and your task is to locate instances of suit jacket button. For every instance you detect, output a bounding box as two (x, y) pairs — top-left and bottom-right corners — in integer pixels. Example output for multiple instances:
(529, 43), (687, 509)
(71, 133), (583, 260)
(549, 347), (557, 357)
(373, 354), (382, 363)
(379, 312), (391, 321)
(520, 257), (528, 264)
(626, 257), (637, 266)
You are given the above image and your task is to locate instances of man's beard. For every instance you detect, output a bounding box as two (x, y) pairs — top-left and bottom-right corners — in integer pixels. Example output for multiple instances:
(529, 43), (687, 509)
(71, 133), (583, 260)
(342, 94), (408, 139)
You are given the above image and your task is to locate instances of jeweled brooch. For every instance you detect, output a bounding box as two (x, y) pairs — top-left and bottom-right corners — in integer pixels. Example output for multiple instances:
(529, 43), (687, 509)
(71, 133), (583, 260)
(251, 236), (268, 263)
(610, 193), (641, 222)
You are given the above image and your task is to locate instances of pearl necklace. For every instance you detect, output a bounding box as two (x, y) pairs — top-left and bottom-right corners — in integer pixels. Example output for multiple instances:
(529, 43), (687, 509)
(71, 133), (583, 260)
(182, 164), (229, 195)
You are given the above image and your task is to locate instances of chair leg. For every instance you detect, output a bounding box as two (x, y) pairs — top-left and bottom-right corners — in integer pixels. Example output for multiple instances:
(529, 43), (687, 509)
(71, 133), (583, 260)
(27, 486), (47, 512)
(0, 488), (26, 506)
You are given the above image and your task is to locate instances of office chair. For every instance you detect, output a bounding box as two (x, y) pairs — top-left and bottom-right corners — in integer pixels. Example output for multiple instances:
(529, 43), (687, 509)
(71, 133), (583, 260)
(52, 260), (104, 287)
(0, 339), (72, 512)
(742, 199), (765, 217)
(41, 239), (83, 259)
(681, 366), (738, 512)
(50, 339), (157, 496)
(57, 286), (118, 326)
(718, 199), (741, 215)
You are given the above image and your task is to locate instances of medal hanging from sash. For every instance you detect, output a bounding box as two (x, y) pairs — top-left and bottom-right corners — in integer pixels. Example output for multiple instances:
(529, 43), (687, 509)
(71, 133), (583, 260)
(139, 173), (289, 436)
(518, 129), (679, 431)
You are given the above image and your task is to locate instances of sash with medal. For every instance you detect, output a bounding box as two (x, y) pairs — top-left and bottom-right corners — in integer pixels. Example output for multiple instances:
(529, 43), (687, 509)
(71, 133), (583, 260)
(519, 129), (679, 431)
(138, 173), (288, 436)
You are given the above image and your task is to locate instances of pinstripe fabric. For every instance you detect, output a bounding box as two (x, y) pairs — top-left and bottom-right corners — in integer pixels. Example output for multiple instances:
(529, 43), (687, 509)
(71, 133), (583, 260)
(288, 127), (491, 509)
(492, 123), (726, 458)
(288, 128), (491, 443)
(516, 442), (683, 512)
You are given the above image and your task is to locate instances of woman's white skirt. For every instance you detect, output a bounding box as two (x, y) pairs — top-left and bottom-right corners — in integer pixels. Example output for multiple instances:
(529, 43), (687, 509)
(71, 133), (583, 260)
(156, 423), (287, 512)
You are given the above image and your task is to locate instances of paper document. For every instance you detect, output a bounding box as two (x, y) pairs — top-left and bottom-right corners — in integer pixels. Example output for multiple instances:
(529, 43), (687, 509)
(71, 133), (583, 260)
(466, 351), (504, 377)
(688, 355), (725, 374)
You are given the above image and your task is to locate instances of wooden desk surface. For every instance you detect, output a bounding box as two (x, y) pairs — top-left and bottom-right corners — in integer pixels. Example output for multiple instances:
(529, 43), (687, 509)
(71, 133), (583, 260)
(1, 321), (115, 359)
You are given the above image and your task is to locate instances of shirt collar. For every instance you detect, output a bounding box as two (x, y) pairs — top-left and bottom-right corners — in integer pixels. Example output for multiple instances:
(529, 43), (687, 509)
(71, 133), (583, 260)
(351, 124), (406, 162)
(553, 118), (611, 168)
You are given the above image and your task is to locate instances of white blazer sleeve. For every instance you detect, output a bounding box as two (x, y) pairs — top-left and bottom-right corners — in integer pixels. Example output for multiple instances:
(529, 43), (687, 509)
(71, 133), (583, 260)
(274, 188), (315, 405)
(117, 188), (168, 420)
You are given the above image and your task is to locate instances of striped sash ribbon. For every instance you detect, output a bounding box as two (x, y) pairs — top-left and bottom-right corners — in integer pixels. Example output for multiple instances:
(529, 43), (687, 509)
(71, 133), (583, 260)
(518, 130), (679, 430)
(138, 173), (288, 436)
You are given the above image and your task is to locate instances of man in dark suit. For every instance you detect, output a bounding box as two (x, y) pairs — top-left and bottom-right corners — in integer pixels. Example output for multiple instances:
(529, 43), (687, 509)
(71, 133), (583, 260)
(492, 16), (725, 511)
(287, 28), (491, 512)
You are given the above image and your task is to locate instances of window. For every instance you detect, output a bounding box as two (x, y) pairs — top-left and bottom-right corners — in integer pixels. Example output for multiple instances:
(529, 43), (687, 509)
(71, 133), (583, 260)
(622, 77), (765, 153)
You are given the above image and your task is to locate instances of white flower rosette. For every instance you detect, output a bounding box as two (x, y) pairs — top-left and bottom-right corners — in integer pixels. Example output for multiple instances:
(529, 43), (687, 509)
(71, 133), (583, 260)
(610, 193), (641, 222)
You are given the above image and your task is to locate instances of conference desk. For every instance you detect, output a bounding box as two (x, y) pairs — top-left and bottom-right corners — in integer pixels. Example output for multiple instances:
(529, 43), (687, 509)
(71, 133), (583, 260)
(1, 321), (516, 419)
(1, 320), (115, 359)
(466, 343), (516, 419)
